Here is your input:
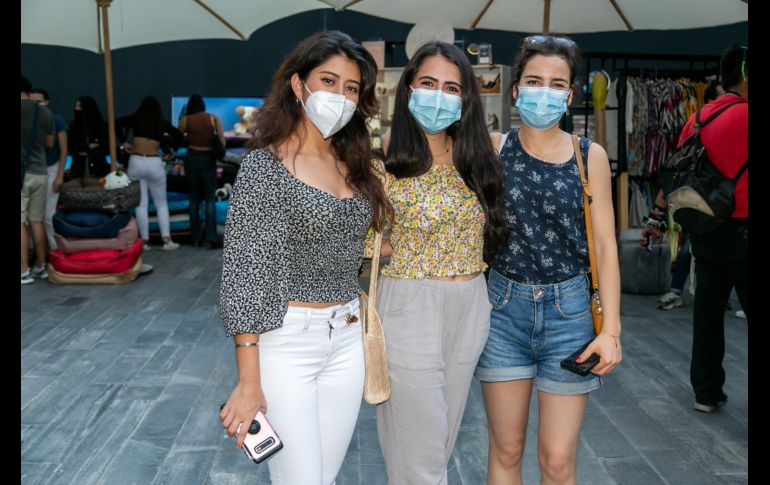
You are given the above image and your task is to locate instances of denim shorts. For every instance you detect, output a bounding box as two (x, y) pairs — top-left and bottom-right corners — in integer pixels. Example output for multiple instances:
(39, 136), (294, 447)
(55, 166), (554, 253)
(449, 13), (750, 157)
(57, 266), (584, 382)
(475, 269), (602, 395)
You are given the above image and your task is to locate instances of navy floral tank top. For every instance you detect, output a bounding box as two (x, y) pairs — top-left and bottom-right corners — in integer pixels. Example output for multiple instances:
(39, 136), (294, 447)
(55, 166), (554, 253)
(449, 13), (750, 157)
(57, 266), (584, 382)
(492, 128), (592, 284)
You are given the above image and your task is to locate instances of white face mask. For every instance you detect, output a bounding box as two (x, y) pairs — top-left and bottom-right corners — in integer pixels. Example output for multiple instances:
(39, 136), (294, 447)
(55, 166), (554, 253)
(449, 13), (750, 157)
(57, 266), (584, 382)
(300, 83), (357, 139)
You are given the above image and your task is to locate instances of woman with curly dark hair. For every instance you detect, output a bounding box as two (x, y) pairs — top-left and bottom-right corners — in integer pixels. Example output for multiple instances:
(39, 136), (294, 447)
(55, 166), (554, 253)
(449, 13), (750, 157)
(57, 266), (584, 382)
(218, 30), (389, 485)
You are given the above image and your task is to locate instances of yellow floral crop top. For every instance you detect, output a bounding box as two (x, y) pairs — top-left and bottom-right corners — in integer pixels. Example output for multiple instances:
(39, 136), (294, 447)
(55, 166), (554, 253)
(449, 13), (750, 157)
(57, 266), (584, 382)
(365, 158), (486, 279)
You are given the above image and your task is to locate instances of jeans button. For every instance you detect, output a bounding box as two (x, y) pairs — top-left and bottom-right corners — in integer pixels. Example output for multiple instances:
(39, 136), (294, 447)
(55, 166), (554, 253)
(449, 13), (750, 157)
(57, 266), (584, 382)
(535, 289), (544, 297)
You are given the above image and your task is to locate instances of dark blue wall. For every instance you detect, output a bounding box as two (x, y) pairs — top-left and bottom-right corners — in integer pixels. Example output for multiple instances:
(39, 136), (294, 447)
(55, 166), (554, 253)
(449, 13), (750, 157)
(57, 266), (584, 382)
(21, 8), (747, 121)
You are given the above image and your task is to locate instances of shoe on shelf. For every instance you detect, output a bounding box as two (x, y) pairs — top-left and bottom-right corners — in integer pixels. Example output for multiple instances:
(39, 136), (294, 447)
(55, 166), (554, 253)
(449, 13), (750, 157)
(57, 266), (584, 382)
(693, 396), (727, 413)
(21, 271), (34, 285)
(161, 240), (180, 252)
(735, 310), (746, 319)
(31, 265), (48, 279)
(657, 292), (683, 310)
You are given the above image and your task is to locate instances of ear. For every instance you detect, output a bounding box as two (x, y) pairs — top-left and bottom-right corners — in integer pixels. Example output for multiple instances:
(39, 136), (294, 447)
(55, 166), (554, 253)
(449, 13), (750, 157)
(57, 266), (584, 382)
(567, 88), (574, 106)
(290, 73), (304, 101)
(512, 84), (519, 101)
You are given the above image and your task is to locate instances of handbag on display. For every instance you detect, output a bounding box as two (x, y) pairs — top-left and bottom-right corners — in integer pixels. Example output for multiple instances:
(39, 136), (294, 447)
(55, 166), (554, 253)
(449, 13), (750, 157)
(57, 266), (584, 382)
(359, 193), (391, 404)
(572, 135), (604, 335)
(211, 115), (226, 160)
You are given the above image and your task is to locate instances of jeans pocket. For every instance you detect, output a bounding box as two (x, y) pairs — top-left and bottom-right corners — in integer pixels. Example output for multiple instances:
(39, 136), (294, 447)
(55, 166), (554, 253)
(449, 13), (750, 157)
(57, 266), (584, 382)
(554, 285), (591, 320)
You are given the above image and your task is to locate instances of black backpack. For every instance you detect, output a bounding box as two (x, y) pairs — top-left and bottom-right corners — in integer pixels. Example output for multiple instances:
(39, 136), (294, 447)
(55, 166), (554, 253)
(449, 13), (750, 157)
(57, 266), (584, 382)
(658, 102), (748, 236)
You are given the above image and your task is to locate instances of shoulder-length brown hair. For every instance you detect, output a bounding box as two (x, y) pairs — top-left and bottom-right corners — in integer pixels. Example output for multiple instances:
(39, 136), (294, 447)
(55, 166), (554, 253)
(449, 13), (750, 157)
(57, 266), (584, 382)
(249, 30), (391, 230)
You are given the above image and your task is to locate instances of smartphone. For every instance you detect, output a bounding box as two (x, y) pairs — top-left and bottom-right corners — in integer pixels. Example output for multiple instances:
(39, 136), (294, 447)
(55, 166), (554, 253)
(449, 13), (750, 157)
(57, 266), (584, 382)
(220, 404), (283, 464)
(559, 342), (601, 376)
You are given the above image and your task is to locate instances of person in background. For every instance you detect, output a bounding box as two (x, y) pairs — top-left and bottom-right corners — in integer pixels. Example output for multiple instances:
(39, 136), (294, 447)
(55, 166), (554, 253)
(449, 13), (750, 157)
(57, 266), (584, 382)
(21, 75), (55, 284)
(643, 81), (724, 311)
(116, 95), (185, 251)
(67, 96), (110, 180)
(178, 94), (224, 249)
(30, 88), (67, 252)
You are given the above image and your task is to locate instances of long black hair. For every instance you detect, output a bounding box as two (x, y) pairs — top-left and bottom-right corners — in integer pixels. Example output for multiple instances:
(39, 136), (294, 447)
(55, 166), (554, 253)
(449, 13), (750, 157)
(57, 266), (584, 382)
(386, 41), (510, 260)
(250, 30), (391, 230)
(132, 95), (165, 138)
(73, 96), (105, 133)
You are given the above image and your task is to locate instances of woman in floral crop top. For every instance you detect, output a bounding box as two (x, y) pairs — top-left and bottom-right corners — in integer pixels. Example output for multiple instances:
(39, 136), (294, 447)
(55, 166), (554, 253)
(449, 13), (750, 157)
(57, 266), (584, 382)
(368, 41), (510, 484)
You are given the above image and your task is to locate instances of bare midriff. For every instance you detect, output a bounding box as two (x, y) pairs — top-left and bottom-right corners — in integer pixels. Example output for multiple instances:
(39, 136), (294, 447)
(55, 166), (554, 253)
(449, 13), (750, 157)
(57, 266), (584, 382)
(427, 271), (481, 282)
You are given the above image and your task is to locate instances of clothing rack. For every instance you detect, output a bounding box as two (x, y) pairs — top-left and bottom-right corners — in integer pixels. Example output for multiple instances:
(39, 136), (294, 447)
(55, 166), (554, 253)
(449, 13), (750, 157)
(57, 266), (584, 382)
(580, 52), (720, 230)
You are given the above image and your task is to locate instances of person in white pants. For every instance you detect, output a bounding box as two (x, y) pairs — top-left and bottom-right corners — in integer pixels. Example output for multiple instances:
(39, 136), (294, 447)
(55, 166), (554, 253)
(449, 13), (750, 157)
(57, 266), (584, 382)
(116, 96), (184, 251)
(218, 31), (391, 485)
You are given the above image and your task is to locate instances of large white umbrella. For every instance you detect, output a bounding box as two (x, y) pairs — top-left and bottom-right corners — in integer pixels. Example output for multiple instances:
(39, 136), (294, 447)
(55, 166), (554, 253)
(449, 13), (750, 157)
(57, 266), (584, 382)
(322, 0), (748, 34)
(21, 0), (334, 169)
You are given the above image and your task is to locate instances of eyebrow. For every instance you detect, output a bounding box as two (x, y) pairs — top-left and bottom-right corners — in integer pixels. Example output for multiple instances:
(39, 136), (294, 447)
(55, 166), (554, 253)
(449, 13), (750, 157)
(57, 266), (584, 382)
(320, 70), (361, 85)
(523, 74), (569, 83)
(417, 75), (461, 88)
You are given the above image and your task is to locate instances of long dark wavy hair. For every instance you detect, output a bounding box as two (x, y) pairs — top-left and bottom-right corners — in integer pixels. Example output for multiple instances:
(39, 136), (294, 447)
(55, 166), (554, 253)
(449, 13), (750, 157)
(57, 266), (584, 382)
(386, 41), (510, 260)
(249, 30), (391, 230)
(73, 96), (105, 134)
(132, 96), (166, 138)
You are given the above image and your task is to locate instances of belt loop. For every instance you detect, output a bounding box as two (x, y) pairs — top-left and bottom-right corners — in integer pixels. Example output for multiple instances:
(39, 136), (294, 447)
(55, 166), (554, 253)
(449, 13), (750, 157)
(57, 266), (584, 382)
(303, 308), (312, 331)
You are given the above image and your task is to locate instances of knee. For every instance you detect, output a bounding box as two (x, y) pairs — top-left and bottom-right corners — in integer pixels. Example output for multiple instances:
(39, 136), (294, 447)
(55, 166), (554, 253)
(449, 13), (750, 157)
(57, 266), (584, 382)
(539, 449), (574, 482)
(489, 438), (525, 470)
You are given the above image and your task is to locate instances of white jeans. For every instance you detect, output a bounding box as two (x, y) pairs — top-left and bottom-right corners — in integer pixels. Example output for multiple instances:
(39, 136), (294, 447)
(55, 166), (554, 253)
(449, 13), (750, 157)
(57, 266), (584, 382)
(126, 155), (170, 240)
(44, 164), (60, 250)
(260, 297), (364, 485)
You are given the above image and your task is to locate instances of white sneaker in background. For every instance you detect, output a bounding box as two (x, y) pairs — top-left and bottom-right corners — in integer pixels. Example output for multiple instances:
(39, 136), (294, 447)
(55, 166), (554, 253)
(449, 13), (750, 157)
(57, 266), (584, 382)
(735, 310), (746, 319)
(161, 241), (180, 252)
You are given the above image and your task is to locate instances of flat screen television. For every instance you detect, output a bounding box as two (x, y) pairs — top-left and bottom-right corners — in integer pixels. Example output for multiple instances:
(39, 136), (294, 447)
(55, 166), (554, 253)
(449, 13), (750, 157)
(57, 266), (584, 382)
(170, 96), (263, 137)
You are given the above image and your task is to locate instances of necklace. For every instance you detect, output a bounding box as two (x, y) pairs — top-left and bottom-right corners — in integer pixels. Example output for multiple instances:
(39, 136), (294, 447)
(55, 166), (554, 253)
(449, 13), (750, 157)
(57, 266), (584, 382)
(430, 143), (452, 158)
(519, 131), (563, 160)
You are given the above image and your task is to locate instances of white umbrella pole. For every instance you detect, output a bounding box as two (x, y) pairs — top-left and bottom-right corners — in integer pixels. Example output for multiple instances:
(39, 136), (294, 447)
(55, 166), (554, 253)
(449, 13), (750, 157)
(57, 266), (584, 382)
(97, 0), (117, 172)
(543, 0), (551, 34)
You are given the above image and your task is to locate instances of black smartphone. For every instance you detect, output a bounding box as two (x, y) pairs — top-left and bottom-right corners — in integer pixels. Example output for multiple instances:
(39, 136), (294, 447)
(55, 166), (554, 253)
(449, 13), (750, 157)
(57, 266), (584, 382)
(560, 341), (600, 376)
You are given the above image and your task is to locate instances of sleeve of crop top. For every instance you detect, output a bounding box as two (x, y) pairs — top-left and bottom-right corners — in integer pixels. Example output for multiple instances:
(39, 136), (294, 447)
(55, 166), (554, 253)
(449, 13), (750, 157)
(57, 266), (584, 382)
(363, 158), (393, 258)
(219, 150), (289, 336)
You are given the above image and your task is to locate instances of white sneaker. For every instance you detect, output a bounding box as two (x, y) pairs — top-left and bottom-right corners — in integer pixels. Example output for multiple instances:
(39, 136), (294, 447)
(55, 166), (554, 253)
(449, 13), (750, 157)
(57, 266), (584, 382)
(21, 271), (34, 285)
(658, 291), (679, 303)
(161, 241), (180, 252)
(30, 265), (48, 279)
(142, 242), (152, 251)
(657, 291), (683, 310)
(735, 310), (746, 319)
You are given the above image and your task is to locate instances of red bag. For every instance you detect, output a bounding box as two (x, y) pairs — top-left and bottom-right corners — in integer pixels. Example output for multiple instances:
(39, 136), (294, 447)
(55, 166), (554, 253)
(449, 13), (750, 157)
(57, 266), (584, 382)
(49, 238), (143, 274)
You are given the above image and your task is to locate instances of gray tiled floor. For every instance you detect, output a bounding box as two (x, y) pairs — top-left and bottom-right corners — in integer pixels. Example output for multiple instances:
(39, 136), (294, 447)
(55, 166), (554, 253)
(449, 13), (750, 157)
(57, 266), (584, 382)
(21, 246), (748, 484)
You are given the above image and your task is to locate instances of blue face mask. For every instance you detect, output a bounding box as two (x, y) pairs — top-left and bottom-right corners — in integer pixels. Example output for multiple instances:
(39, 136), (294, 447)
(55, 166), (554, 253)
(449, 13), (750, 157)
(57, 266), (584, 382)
(515, 86), (570, 130)
(408, 87), (462, 134)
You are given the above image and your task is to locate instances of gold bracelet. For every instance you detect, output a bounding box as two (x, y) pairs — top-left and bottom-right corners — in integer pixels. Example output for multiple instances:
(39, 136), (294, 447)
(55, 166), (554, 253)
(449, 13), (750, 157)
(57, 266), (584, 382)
(602, 330), (621, 339)
(235, 341), (259, 348)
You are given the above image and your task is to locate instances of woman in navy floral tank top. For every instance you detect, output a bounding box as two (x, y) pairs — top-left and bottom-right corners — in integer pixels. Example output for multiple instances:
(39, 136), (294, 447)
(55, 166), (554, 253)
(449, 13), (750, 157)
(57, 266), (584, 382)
(474, 35), (623, 484)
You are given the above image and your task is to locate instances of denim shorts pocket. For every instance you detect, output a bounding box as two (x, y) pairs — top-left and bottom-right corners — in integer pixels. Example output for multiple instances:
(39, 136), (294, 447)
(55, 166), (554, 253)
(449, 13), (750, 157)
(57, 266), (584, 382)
(554, 285), (591, 320)
(487, 286), (506, 311)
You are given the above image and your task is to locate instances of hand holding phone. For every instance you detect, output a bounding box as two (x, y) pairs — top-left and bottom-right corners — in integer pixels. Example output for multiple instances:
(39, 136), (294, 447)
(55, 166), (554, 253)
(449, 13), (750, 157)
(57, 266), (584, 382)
(560, 341), (601, 376)
(220, 404), (283, 464)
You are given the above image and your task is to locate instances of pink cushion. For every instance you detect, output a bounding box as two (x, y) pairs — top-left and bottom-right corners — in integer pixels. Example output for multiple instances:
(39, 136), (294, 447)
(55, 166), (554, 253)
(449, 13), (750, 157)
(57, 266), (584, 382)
(49, 238), (143, 274)
(55, 218), (139, 254)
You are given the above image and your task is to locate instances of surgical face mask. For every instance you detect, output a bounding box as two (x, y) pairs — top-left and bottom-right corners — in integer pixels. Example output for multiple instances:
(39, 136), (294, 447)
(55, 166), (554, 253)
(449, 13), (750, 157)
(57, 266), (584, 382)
(407, 87), (462, 134)
(300, 83), (357, 139)
(515, 86), (570, 130)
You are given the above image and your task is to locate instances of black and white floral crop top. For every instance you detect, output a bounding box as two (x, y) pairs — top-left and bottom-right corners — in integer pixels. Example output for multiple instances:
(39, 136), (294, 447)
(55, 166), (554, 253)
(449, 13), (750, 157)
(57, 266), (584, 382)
(219, 148), (373, 337)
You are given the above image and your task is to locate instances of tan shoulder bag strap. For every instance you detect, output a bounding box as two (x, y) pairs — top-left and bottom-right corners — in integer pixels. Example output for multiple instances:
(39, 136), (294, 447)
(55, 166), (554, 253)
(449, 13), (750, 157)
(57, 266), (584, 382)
(366, 176), (389, 326)
(572, 135), (600, 295)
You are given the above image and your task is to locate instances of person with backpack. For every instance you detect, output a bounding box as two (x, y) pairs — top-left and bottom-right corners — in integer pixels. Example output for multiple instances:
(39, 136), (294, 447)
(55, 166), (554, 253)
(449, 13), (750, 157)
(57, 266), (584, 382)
(646, 45), (747, 413)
